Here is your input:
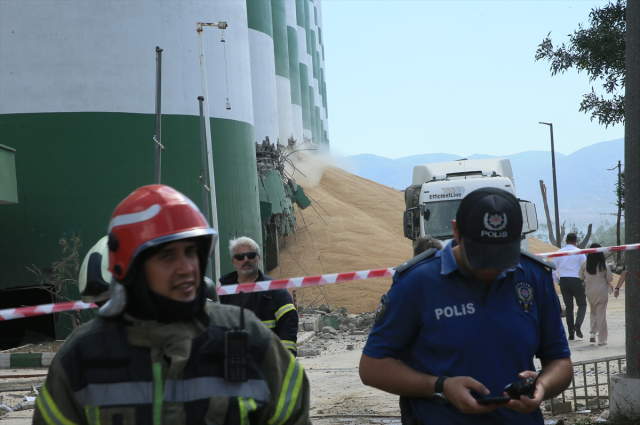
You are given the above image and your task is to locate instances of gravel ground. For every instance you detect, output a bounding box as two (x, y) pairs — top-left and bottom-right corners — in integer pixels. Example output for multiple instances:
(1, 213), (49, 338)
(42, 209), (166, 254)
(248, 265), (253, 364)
(1, 341), (63, 354)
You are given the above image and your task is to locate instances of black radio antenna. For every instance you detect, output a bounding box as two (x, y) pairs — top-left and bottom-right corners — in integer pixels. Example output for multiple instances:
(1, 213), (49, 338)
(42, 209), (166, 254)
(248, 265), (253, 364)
(239, 291), (245, 330)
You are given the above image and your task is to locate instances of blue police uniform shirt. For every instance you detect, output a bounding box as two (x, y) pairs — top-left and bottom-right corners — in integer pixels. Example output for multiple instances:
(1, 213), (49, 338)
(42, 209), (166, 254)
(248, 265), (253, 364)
(363, 244), (570, 425)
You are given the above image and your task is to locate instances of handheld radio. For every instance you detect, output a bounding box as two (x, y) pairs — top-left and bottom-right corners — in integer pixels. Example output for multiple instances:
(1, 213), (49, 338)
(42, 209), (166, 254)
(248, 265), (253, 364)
(224, 291), (249, 382)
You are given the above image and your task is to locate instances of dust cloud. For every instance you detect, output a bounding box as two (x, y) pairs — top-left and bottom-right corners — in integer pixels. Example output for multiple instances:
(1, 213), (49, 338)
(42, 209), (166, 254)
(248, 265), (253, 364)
(284, 148), (350, 188)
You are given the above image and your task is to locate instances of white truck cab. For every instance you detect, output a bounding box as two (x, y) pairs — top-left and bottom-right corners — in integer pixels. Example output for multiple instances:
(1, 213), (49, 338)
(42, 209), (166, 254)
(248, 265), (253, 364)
(403, 158), (538, 250)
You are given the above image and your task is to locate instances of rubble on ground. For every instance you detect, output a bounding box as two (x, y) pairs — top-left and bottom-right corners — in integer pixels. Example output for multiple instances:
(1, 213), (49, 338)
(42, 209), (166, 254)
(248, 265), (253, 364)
(296, 305), (376, 357)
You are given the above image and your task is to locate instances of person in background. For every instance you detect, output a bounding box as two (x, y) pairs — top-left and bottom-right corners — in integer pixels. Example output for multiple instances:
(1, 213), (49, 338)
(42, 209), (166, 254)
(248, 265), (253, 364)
(553, 233), (587, 340)
(579, 243), (614, 346)
(614, 266), (626, 298)
(219, 237), (299, 355)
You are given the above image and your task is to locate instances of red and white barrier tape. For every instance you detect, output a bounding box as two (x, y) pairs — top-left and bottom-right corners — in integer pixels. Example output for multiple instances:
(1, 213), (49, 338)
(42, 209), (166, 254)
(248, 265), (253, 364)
(536, 243), (640, 259)
(0, 301), (97, 322)
(216, 268), (395, 296)
(0, 268), (395, 321)
(3, 243), (637, 322)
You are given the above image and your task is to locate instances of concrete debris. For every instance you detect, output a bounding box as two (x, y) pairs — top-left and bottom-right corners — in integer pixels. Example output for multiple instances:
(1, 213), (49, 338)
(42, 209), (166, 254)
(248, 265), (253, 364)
(295, 307), (376, 356)
(12, 397), (35, 411)
(297, 346), (321, 357)
(596, 410), (609, 422)
(321, 326), (337, 335)
(0, 404), (13, 412)
(587, 397), (608, 408)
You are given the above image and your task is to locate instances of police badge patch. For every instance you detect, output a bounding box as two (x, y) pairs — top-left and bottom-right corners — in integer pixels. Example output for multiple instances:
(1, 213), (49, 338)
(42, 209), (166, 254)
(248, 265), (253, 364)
(514, 282), (534, 313)
(375, 294), (388, 323)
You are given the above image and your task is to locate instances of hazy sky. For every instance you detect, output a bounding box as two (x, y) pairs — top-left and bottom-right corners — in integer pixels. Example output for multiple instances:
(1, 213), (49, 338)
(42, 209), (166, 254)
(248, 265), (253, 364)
(321, 1), (625, 159)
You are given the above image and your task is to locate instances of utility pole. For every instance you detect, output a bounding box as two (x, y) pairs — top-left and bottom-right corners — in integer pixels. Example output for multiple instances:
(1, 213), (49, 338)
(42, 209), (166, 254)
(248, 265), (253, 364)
(539, 122), (561, 247)
(617, 160), (623, 265)
(624, 0), (639, 381)
(154, 46), (163, 184)
(611, 0), (640, 417)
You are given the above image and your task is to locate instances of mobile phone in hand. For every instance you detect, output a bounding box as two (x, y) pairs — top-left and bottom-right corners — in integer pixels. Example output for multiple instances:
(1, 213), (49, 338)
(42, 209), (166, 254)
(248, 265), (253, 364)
(476, 396), (510, 405)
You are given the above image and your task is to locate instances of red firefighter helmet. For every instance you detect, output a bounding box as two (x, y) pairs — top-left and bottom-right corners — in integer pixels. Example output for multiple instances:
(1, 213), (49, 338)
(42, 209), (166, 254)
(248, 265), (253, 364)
(107, 185), (216, 282)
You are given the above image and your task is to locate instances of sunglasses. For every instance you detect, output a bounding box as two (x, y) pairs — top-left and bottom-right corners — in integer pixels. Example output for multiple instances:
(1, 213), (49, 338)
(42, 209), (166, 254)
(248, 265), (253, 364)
(233, 252), (257, 261)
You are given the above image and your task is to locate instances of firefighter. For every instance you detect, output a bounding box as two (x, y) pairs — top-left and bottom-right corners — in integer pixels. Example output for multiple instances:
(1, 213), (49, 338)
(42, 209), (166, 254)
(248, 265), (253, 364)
(34, 185), (310, 425)
(79, 236), (219, 305)
(219, 236), (298, 355)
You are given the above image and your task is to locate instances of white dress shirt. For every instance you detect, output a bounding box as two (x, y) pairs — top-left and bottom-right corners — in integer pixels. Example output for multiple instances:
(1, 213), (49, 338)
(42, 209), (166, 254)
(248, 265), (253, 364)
(553, 244), (587, 283)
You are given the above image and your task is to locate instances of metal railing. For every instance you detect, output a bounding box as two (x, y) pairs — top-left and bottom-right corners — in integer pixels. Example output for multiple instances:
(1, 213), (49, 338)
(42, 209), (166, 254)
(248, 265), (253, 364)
(550, 355), (626, 412)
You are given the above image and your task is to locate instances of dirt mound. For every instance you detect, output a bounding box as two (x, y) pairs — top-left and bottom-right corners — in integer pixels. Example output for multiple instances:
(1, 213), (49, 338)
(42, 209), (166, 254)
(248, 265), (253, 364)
(268, 166), (412, 313)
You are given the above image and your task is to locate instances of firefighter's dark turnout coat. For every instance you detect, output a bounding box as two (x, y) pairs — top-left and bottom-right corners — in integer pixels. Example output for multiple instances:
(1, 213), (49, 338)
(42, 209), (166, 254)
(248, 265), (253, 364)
(33, 303), (310, 425)
(219, 270), (298, 355)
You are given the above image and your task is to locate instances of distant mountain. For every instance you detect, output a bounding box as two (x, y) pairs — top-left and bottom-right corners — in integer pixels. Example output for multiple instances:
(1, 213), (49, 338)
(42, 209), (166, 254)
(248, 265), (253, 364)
(338, 138), (624, 229)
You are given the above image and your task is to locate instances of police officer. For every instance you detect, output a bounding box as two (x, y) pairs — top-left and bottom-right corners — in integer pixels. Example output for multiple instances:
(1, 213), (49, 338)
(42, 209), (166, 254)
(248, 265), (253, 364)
(360, 188), (573, 424)
(219, 237), (298, 355)
(34, 185), (310, 425)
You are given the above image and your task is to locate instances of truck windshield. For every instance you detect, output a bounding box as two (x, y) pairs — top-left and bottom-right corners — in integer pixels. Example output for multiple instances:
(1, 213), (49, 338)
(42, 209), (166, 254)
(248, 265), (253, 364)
(423, 200), (462, 239)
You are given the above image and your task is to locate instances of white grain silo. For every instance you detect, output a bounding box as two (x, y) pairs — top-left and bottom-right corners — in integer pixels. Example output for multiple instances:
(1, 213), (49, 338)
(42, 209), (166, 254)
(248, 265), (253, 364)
(247, 1), (280, 144)
(0, 0), (262, 286)
(270, 0), (294, 145)
(285, 0), (305, 144)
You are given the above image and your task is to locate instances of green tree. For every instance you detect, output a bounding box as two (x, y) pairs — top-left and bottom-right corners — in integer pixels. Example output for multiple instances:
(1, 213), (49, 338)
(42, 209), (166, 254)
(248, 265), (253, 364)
(535, 0), (626, 127)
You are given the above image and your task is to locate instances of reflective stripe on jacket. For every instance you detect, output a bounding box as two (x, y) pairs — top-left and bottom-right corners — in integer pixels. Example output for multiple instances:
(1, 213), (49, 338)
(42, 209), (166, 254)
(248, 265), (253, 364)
(33, 303), (310, 425)
(219, 270), (299, 356)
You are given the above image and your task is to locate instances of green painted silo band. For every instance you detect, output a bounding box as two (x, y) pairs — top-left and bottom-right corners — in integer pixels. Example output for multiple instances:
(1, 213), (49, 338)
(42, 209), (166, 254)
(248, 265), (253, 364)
(308, 88), (316, 139)
(271, 0), (290, 78)
(209, 117), (263, 274)
(299, 64), (311, 130)
(304, 0), (311, 54)
(0, 144), (18, 204)
(293, 185), (311, 209)
(311, 31), (318, 79)
(315, 105), (321, 145)
(246, 0), (274, 37)
(320, 68), (326, 109)
(287, 26), (302, 105)
(324, 81), (328, 117)
(295, 0), (305, 27)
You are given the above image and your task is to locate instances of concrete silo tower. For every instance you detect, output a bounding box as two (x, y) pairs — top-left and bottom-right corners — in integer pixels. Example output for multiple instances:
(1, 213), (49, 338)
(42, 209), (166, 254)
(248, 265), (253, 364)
(0, 0), (263, 334)
(316, 0), (330, 150)
(285, 0), (305, 144)
(295, 0), (313, 143)
(270, 0), (295, 145)
(246, 1), (280, 144)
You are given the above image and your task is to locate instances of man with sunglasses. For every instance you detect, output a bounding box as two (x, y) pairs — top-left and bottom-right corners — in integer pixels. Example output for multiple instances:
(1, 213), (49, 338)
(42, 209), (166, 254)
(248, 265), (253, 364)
(219, 237), (299, 355)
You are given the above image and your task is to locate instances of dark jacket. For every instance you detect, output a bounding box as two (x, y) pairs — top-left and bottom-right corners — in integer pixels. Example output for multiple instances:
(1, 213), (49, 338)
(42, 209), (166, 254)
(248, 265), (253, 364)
(219, 269), (298, 355)
(33, 303), (310, 425)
